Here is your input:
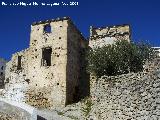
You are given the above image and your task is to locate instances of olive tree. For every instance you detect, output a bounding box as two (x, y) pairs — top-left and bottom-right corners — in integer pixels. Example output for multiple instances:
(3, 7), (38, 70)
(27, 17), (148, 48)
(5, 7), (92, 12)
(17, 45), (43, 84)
(87, 40), (155, 78)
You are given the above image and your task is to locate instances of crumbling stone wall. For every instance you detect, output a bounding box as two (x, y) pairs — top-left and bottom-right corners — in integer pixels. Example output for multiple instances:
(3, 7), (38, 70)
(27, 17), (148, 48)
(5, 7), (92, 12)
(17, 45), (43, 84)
(152, 47), (160, 57)
(89, 58), (160, 120)
(0, 58), (7, 89)
(89, 24), (130, 48)
(4, 49), (29, 102)
(3, 17), (88, 109)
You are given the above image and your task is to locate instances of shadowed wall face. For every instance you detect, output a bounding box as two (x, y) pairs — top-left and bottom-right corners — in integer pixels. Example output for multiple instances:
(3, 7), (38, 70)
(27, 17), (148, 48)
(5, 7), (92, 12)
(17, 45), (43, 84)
(66, 20), (89, 105)
(0, 58), (7, 89)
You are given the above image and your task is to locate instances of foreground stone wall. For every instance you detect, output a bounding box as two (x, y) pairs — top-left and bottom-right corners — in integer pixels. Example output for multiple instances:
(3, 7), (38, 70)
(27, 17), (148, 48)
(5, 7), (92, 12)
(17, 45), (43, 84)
(89, 58), (160, 120)
(66, 20), (89, 104)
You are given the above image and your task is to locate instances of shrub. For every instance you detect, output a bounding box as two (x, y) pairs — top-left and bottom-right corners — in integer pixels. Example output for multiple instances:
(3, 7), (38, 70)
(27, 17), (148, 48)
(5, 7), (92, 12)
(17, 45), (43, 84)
(87, 40), (155, 77)
(81, 97), (93, 116)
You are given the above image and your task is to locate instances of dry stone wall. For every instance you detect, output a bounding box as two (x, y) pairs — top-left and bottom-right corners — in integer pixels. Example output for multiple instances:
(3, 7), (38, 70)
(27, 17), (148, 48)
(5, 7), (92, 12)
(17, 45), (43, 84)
(89, 58), (160, 120)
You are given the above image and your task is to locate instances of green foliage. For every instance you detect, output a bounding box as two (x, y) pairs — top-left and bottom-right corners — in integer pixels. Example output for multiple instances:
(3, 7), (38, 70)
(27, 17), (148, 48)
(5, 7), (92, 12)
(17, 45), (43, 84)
(57, 111), (64, 116)
(87, 40), (155, 77)
(67, 115), (79, 120)
(81, 97), (93, 116)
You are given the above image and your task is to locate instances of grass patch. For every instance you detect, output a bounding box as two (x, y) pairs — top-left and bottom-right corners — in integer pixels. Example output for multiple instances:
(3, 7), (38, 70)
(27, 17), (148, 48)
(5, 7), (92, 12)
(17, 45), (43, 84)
(67, 115), (79, 120)
(57, 111), (64, 116)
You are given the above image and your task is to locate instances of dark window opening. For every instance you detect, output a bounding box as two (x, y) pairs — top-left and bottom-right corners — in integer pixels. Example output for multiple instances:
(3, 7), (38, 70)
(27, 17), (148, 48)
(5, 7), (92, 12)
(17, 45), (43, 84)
(1, 66), (3, 70)
(0, 72), (3, 75)
(37, 115), (46, 120)
(42, 47), (52, 66)
(17, 56), (22, 70)
(44, 24), (51, 33)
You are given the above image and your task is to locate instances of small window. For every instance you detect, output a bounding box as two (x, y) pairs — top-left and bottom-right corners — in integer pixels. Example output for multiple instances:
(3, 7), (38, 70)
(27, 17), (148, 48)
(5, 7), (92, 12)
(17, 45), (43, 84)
(1, 66), (3, 70)
(44, 24), (51, 33)
(0, 72), (3, 75)
(17, 56), (22, 70)
(42, 47), (52, 66)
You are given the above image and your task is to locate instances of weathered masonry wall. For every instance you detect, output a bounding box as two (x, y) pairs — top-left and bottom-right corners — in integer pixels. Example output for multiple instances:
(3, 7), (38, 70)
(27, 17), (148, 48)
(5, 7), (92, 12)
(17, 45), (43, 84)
(27, 18), (69, 108)
(89, 58), (160, 120)
(0, 58), (7, 89)
(152, 47), (160, 57)
(89, 24), (131, 48)
(66, 20), (89, 104)
(4, 49), (30, 102)
(3, 17), (88, 109)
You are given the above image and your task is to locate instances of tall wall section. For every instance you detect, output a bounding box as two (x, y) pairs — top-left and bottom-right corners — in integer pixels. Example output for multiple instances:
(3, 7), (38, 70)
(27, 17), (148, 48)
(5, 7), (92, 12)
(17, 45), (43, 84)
(26, 18), (69, 108)
(66, 20), (89, 104)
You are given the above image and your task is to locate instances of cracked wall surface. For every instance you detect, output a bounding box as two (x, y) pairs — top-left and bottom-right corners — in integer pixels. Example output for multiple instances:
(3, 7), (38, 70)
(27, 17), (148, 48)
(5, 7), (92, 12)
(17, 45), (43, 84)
(89, 24), (131, 48)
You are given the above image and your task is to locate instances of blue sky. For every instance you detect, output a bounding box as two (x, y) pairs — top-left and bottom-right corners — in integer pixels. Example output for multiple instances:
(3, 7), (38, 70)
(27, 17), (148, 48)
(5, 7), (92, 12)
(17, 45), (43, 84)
(0, 0), (160, 60)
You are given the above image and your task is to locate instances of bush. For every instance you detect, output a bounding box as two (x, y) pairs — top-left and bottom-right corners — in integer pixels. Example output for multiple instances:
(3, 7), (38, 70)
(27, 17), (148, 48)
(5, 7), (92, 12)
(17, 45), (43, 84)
(87, 40), (155, 77)
(81, 97), (93, 116)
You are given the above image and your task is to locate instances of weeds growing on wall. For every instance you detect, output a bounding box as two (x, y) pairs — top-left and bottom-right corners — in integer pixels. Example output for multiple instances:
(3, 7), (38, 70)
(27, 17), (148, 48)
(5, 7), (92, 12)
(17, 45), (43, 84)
(81, 97), (93, 117)
(87, 40), (155, 78)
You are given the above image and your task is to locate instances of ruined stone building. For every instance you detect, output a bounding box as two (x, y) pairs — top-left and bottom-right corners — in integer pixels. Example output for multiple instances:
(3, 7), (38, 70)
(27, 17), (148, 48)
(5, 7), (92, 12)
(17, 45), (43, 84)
(0, 17), (131, 109)
(89, 24), (131, 48)
(1, 17), (89, 108)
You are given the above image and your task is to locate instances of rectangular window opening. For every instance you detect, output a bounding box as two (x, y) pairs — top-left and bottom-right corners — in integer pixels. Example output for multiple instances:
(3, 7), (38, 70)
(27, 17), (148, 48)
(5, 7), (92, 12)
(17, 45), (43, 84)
(17, 56), (22, 70)
(44, 24), (51, 33)
(42, 47), (52, 66)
